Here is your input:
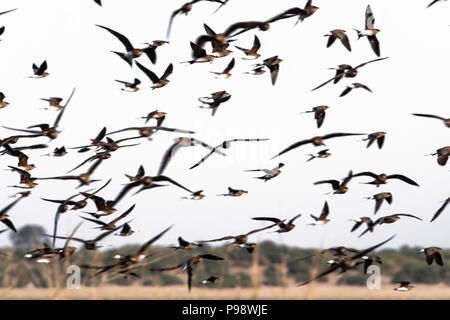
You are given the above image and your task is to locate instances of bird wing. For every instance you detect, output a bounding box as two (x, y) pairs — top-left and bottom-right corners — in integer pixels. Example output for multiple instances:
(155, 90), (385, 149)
(368, 36), (380, 57)
(245, 223), (278, 236)
(365, 5), (375, 29)
(157, 142), (181, 176)
(135, 61), (160, 84)
(1, 219), (17, 233)
(386, 174), (419, 186)
(412, 113), (444, 121)
(53, 88), (75, 128)
(110, 204), (136, 225)
(137, 225), (173, 255)
(430, 197), (450, 222)
(288, 213), (302, 225)
(314, 180), (340, 190)
(160, 63), (174, 81)
(223, 58), (235, 73)
(272, 139), (312, 158)
(352, 171), (379, 179)
(96, 24), (134, 52)
(250, 35), (261, 54)
(298, 263), (341, 286)
(395, 214), (423, 221)
(319, 202), (330, 220)
(153, 175), (193, 194)
(355, 57), (388, 70)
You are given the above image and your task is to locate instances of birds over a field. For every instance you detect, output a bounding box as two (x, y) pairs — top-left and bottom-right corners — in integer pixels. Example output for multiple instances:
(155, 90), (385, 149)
(0, 2), (448, 294)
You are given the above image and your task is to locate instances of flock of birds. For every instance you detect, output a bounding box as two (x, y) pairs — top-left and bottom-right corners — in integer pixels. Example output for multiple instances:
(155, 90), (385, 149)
(0, 1), (449, 294)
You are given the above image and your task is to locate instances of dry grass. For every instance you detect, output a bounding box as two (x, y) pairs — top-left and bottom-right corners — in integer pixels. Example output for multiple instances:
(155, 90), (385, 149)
(1, 284), (450, 300)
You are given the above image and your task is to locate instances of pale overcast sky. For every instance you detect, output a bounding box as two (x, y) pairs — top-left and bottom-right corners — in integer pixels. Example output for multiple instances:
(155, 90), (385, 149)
(0, 0), (448, 251)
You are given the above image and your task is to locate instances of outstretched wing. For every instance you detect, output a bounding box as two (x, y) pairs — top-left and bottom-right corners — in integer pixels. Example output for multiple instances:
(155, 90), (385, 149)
(96, 24), (134, 52)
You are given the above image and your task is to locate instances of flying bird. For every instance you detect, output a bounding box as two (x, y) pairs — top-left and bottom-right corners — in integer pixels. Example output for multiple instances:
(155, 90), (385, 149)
(244, 163), (284, 182)
(298, 235), (395, 286)
(300, 105), (329, 128)
(308, 201), (331, 225)
(217, 187), (248, 197)
(171, 237), (203, 250)
(0, 196), (25, 232)
(314, 170), (353, 194)
(234, 35), (261, 60)
(135, 61), (173, 89)
(150, 253), (224, 292)
(273, 133), (364, 158)
(210, 57), (235, 78)
(417, 247), (443, 266)
(354, 5), (381, 56)
(412, 113), (449, 128)
(324, 29), (351, 51)
(311, 57), (388, 91)
(352, 171), (419, 187)
(427, 146), (450, 166)
(364, 192), (393, 214)
(340, 83), (372, 97)
(96, 25), (162, 66)
(362, 132), (386, 149)
(30, 60), (49, 78)
(251, 213), (302, 233)
(306, 149), (332, 162)
(40, 97), (63, 111)
(115, 78), (141, 92)
(158, 137), (226, 175)
(429, 197), (450, 222)
(394, 281), (414, 291)
(0, 92), (9, 109)
(190, 138), (268, 169)
(358, 214), (422, 237)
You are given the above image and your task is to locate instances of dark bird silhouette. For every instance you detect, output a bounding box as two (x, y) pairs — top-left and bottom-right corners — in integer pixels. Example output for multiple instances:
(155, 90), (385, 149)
(0, 196), (25, 232)
(198, 90), (231, 116)
(427, 0), (447, 8)
(2, 88), (76, 140)
(314, 170), (353, 194)
(135, 61), (173, 89)
(354, 5), (381, 57)
(96, 25), (163, 66)
(273, 133), (364, 158)
(111, 175), (194, 207)
(171, 237), (203, 250)
(412, 113), (449, 128)
(306, 149), (332, 162)
(428, 146), (450, 166)
(7, 166), (38, 189)
(253, 56), (283, 85)
(365, 192), (393, 214)
(325, 29), (351, 51)
(394, 281), (414, 291)
(0, 92), (9, 109)
(210, 57), (235, 78)
(311, 57), (388, 91)
(217, 187), (248, 197)
(115, 78), (141, 92)
(297, 246), (360, 261)
(265, 1), (319, 25)
(417, 247), (443, 266)
(252, 213), (302, 233)
(362, 132), (386, 149)
(308, 201), (331, 225)
(190, 138), (268, 169)
(235, 35), (261, 60)
(40, 97), (63, 110)
(359, 214), (422, 237)
(352, 171), (419, 187)
(166, 0), (226, 39)
(300, 105), (329, 128)
(31, 60), (49, 78)
(46, 228), (118, 250)
(139, 110), (167, 126)
(244, 163), (284, 182)
(430, 197), (450, 222)
(298, 235), (395, 286)
(340, 83), (372, 97)
(149, 253), (224, 292)
(158, 137), (226, 175)
(81, 204), (135, 230)
(197, 222), (278, 252)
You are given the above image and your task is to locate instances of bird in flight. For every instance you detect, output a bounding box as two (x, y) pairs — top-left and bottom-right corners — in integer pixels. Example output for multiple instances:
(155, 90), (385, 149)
(427, 146), (449, 166)
(300, 105), (329, 128)
(417, 247), (444, 266)
(29, 60), (49, 78)
(354, 5), (381, 57)
(149, 253), (224, 292)
(244, 163), (285, 182)
(0, 92), (10, 109)
(298, 235), (395, 286)
(364, 192), (393, 214)
(234, 35), (261, 60)
(324, 29), (351, 52)
(210, 57), (235, 78)
(251, 213), (302, 233)
(157, 137), (226, 176)
(190, 138), (268, 169)
(412, 113), (449, 128)
(273, 132), (364, 158)
(340, 83), (372, 97)
(115, 78), (141, 92)
(314, 170), (353, 194)
(362, 132), (386, 149)
(135, 61), (173, 90)
(429, 197), (449, 222)
(308, 201), (331, 226)
(311, 57), (388, 91)
(352, 171), (419, 187)
(96, 25), (164, 66)
(217, 187), (248, 197)
(358, 214), (422, 237)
